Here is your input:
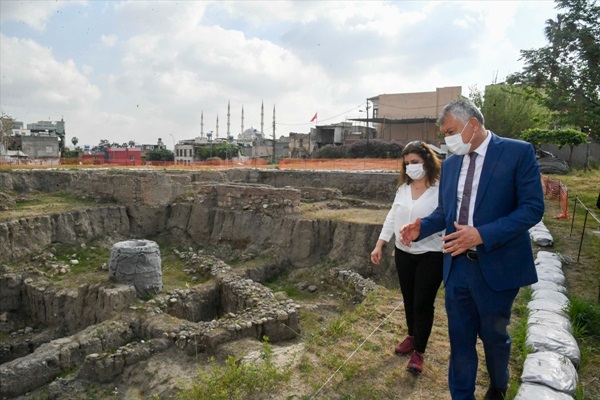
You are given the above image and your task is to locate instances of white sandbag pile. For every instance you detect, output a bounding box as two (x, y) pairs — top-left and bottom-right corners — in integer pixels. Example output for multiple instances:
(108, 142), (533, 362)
(515, 250), (580, 400)
(529, 221), (554, 247)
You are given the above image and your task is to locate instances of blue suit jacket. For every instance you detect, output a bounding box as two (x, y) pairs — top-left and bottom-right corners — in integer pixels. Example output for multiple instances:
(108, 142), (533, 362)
(420, 133), (544, 291)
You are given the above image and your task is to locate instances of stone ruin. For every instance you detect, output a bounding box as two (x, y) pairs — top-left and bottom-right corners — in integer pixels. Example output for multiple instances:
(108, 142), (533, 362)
(0, 169), (395, 399)
(0, 250), (302, 398)
(108, 239), (163, 297)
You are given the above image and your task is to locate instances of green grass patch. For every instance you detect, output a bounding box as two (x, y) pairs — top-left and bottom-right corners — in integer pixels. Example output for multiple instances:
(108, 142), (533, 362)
(177, 339), (291, 400)
(1, 192), (100, 222)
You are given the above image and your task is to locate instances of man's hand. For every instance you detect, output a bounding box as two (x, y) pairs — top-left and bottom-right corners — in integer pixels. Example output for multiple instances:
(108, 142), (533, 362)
(400, 218), (421, 247)
(442, 221), (483, 256)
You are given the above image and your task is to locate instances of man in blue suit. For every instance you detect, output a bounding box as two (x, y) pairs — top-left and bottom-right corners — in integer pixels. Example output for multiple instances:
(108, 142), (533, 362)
(400, 98), (544, 400)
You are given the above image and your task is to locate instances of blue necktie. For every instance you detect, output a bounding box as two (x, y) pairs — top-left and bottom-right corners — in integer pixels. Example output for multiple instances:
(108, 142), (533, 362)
(458, 152), (478, 225)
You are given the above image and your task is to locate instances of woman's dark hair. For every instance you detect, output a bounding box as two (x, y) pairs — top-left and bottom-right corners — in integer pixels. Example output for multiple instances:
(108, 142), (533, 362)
(397, 141), (441, 187)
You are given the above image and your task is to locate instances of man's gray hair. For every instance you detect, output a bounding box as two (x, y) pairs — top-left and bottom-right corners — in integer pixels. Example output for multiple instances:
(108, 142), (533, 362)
(438, 97), (485, 126)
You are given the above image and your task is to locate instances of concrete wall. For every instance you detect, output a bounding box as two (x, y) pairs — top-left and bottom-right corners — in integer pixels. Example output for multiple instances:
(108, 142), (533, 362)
(541, 140), (600, 169)
(20, 135), (60, 158)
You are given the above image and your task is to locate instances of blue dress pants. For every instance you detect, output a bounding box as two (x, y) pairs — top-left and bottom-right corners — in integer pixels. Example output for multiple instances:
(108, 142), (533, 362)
(445, 255), (519, 400)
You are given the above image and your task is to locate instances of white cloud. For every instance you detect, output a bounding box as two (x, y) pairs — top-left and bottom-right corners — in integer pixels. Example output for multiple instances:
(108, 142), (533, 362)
(0, 0), (558, 148)
(100, 34), (118, 48)
(0, 34), (101, 112)
(0, 0), (86, 30)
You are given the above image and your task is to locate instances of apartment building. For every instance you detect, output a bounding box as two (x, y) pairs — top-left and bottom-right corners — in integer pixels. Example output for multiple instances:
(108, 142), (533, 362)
(363, 86), (462, 146)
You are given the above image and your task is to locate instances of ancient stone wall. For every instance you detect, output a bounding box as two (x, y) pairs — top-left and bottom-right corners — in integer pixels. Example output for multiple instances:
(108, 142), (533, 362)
(0, 274), (137, 337)
(221, 169), (397, 201)
(0, 168), (397, 204)
(0, 206), (130, 261)
(197, 183), (301, 217)
(0, 319), (136, 398)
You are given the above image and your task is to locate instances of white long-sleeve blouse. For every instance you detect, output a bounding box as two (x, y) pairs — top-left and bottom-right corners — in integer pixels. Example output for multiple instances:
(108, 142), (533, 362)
(378, 181), (443, 254)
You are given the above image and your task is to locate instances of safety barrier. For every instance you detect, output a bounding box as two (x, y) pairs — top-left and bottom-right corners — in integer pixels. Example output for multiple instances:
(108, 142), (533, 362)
(1, 158), (270, 170)
(2, 157), (403, 171)
(541, 175), (570, 219)
(279, 158), (403, 171)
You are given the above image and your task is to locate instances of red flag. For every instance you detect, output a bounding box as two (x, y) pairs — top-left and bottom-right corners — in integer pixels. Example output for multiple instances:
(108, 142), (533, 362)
(310, 113), (317, 122)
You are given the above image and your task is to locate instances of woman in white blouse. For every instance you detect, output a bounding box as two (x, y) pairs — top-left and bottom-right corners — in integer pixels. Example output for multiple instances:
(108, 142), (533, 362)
(370, 141), (443, 375)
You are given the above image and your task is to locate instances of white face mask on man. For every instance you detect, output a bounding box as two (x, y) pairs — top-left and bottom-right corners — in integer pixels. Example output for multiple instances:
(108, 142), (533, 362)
(406, 163), (426, 180)
(445, 121), (474, 155)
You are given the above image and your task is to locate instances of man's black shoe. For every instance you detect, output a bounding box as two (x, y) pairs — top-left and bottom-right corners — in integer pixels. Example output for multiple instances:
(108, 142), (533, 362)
(483, 387), (506, 400)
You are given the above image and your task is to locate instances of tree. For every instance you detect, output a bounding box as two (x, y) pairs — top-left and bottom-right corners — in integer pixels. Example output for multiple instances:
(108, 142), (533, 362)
(521, 127), (588, 165)
(468, 85), (485, 110)
(145, 148), (174, 161)
(128, 140), (136, 148)
(549, 128), (589, 165)
(481, 84), (552, 138)
(507, 0), (600, 139)
(0, 112), (15, 151)
(195, 143), (240, 161)
(71, 137), (79, 148)
(91, 139), (110, 152)
(520, 128), (550, 150)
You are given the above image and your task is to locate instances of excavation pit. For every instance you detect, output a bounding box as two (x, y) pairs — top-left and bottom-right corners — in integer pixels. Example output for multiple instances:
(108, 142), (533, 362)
(0, 169), (395, 399)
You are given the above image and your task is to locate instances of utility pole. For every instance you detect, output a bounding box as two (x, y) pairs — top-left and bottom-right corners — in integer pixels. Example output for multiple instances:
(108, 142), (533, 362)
(366, 98), (370, 157)
(272, 105), (276, 163)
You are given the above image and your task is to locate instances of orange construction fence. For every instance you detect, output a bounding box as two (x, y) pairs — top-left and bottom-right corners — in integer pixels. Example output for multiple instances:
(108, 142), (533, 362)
(279, 158), (403, 171)
(1, 158), (270, 170)
(2, 157), (404, 171)
(541, 175), (570, 219)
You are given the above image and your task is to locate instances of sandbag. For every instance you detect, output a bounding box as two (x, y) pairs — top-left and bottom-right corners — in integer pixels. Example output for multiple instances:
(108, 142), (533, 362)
(526, 324), (581, 365)
(531, 281), (567, 295)
(515, 382), (575, 400)
(521, 351), (578, 395)
(528, 309), (572, 333)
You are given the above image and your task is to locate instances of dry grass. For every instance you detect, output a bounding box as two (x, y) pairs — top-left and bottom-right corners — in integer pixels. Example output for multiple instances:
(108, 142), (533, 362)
(300, 203), (389, 225)
(0, 192), (99, 222)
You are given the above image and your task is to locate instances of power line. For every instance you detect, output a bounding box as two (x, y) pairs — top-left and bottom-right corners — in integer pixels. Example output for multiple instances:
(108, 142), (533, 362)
(277, 104), (365, 126)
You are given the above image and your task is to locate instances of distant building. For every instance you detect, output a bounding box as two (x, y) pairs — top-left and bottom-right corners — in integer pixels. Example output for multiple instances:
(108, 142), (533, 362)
(27, 118), (66, 148)
(289, 133), (310, 158)
(238, 127), (262, 142)
(357, 86), (462, 146)
(16, 131), (60, 159)
(104, 147), (142, 165)
(309, 121), (376, 151)
(174, 140), (197, 163)
(245, 136), (288, 159)
(140, 138), (167, 159)
(1, 118), (66, 163)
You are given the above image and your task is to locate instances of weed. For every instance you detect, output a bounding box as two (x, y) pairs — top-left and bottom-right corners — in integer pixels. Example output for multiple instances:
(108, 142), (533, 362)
(177, 339), (291, 400)
(568, 297), (600, 339)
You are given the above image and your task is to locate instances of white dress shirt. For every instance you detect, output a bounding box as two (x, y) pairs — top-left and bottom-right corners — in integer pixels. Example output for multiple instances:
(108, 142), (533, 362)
(379, 181), (443, 254)
(456, 130), (492, 226)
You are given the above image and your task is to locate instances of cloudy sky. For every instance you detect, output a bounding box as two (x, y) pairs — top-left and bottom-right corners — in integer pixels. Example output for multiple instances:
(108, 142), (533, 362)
(1, 0), (558, 149)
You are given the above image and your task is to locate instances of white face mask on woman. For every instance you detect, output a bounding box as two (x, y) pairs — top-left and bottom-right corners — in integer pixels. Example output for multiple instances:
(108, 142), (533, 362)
(445, 121), (474, 155)
(406, 163), (426, 180)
